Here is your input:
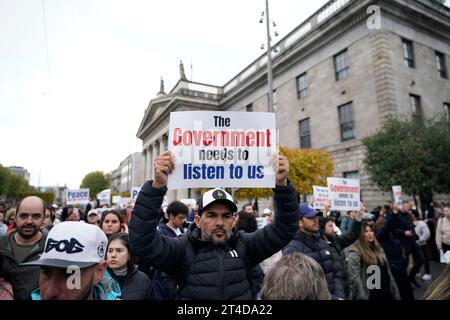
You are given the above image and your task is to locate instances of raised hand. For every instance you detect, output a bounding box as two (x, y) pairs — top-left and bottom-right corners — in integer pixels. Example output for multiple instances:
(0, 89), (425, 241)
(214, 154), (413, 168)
(152, 151), (175, 188)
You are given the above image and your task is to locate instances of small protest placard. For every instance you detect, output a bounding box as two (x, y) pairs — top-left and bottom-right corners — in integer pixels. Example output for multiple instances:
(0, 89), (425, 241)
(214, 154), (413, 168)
(66, 189), (90, 205)
(313, 186), (329, 210)
(167, 111), (276, 189)
(327, 178), (360, 211)
(392, 186), (403, 206)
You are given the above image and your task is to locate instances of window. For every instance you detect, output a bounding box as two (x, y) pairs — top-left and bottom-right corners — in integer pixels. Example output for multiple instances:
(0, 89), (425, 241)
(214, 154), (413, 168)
(296, 73), (308, 98)
(338, 102), (355, 141)
(334, 49), (349, 81)
(410, 94), (422, 118)
(436, 51), (448, 79)
(246, 103), (253, 112)
(402, 39), (415, 68)
(343, 171), (359, 180)
(163, 134), (168, 150)
(445, 103), (450, 121)
(299, 118), (311, 149)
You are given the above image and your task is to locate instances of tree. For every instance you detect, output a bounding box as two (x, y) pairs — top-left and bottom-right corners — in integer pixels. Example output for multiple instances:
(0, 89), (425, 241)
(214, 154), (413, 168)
(7, 174), (34, 198)
(363, 115), (450, 212)
(227, 147), (334, 201)
(80, 171), (109, 198)
(0, 164), (11, 196)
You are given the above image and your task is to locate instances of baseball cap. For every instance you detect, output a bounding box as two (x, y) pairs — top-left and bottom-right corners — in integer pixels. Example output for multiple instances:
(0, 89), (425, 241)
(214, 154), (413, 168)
(22, 221), (107, 269)
(197, 188), (237, 215)
(87, 209), (98, 216)
(298, 204), (317, 219)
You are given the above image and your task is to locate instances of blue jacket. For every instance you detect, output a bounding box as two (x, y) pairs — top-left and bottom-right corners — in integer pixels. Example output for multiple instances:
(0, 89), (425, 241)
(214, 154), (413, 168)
(129, 181), (299, 300)
(31, 270), (121, 300)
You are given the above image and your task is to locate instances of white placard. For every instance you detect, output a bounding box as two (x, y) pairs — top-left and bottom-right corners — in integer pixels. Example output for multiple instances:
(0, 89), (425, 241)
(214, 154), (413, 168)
(180, 199), (197, 208)
(66, 189), (90, 205)
(392, 185), (403, 206)
(131, 187), (141, 201)
(313, 186), (330, 210)
(112, 196), (121, 205)
(167, 111), (276, 189)
(256, 217), (268, 230)
(97, 189), (111, 206)
(327, 178), (360, 211)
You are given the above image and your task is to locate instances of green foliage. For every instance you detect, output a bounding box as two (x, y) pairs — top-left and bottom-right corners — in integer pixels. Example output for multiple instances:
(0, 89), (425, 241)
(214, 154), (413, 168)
(17, 192), (55, 205)
(80, 171), (109, 198)
(7, 174), (35, 197)
(0, 164), (11, 196)
(363, 115), (450, 198)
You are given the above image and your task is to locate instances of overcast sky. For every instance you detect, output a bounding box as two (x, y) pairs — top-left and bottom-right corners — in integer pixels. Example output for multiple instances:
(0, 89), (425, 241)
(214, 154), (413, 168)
(1, 0), (448, 189)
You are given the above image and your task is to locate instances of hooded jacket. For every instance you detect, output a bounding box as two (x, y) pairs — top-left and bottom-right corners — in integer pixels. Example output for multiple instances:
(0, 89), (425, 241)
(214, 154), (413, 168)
(0, 229), (47, 300)
(129, 181), (299, 300)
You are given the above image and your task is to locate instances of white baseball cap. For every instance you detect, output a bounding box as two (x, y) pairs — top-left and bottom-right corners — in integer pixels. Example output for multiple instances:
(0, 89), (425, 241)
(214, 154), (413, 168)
(23, 221), (107, 269)
(197, 188), (237, 215)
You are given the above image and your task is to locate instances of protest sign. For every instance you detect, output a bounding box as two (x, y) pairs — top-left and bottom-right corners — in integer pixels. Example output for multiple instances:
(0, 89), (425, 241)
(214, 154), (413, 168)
(112, 196), (122, 205)
(312, 186), (330, 210)
(131, 187), (141, 201)
(167, 111), (276, 189)
(66, 189), (90, 205)
(180, 199), (197, 209)
(392, 186), (403, 206)
(256, 217), (268, 230)
(327, 178), (360, 211)
(97, 189), (111, 206)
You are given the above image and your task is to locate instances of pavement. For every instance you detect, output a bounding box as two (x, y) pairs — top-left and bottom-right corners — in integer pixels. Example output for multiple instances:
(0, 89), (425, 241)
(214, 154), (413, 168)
(412, 260), (447, 299)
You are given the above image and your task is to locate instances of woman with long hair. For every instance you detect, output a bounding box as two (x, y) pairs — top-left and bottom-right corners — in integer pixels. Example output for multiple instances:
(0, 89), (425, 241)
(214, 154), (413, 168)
(106, 233), (152, 300)
(347, 222), (400, 300)
(423, 263), (450, 300)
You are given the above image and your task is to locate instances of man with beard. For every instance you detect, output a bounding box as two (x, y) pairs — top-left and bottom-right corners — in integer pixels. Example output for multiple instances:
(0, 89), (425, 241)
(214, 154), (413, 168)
(0, 196), (47, 299)
(130, 151), (299, 300)
(24, 221), (121, 300)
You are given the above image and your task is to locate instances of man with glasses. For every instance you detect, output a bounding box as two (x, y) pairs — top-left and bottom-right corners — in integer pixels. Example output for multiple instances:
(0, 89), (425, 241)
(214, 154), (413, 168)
(0, 196), (47, 299)
(283, 204), (345, 300)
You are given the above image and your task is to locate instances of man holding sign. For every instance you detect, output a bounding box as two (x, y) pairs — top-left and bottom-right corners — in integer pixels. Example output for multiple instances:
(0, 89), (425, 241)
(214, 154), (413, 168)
(129, 150), (298, 300)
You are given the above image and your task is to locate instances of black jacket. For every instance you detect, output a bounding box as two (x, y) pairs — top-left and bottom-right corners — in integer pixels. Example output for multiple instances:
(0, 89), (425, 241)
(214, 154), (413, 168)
(0, 230), (47, 300)
(129, 181), (298, 300)
(108, 265), (152, 300)
(322, 220), (362, 299)
(283, 230), (345, 299)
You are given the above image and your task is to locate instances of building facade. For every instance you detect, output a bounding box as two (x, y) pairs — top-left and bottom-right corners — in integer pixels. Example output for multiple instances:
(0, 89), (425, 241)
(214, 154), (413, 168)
(110, 152), (145, 194)
(136, 0), (450, 208)
(8, 166), (30, 182)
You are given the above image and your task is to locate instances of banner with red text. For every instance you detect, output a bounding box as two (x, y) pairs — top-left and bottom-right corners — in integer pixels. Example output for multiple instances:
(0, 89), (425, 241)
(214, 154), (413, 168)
(168, 111), (276, 189)
(327, 177), (360, 211)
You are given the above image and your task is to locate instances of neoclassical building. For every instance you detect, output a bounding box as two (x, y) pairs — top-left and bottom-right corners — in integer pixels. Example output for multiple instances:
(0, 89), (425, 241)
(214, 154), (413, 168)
(137, 0), (450, 208)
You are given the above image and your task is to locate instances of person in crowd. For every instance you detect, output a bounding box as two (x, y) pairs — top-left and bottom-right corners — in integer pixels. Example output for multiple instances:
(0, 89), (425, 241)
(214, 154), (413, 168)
(0, 212), (7, 236)
(318, 203), (363, 299)
(262, 208), (273, 224)
(347, 222), (400, 300)
(158, 201), (188, 237)
(423, 256), (450, 300)
(86, 209), (100, 226)
(0, 254), (14, 300)
(0, 203), (7, 215)
(129, 150), (298, 300)
(0, 196), (47, 300)
(283, 204), (345, 300)
(42, 205), (55, 231)
(101, 209), (127, 237)
(261, 252), (330, 300)
(234, 209), (265, 299)
(24, 221), (121, 300)
(60, 205), (73, 222)
(151, 201), (189, 299)
(410, 209), (432, 281)
(67, 209), (81, 222)
(5, 209), (16, 233)
(242, 203), (255, 216)
(394, 202), (423, 288)
(106, 232), (152, 300)
(339, 211), (356, 234)
(436, 206), (450, 255)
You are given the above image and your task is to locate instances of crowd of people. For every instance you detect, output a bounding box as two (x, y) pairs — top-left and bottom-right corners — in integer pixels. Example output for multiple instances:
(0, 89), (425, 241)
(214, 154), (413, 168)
(0, 151), (449, 300)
